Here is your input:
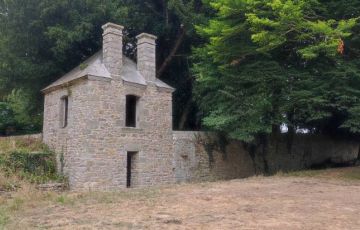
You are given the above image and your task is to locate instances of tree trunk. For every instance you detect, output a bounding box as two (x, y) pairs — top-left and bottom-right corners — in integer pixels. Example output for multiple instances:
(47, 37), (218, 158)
(178, 98), (192, 130)
(259, 134), (270, 175)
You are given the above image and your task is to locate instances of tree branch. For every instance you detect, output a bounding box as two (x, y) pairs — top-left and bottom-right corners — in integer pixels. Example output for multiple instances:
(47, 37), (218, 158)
(157, 25), (186, 78)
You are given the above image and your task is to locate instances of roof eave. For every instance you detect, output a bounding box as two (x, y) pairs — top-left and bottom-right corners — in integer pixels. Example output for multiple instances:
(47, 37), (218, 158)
(156, 85), (175, 93)
(42, 74), (112, 94)
(41, 75), (88, 94)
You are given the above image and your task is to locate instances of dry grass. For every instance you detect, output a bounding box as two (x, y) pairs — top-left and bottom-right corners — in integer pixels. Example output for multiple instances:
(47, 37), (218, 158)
(0, 178), (54, 227)
(0, 174), (162, 228)
(0, 167), (359, 229)
(0, 136), (64, 227)
(0, 137), (47, 155)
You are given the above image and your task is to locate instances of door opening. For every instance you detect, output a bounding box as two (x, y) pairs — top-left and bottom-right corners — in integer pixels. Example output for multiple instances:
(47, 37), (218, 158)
(126, 151), (137, 188)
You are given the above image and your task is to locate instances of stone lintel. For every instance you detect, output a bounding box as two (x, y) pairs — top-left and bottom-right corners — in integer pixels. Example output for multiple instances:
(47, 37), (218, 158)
(124, 143), (141, 152)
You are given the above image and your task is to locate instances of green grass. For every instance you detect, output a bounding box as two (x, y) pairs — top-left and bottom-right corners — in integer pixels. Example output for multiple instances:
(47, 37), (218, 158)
(282, 170), (324, 177)
(278, 166), (360, 181)
(56, 194), (75, 206)
(342, 168), (360, 180)
(0, 207), (10, 228)
(0, 196), (27, 229)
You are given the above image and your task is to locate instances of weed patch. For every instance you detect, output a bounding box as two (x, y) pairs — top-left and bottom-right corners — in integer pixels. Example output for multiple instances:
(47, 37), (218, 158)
(0, 138), (65, 191)
(56, 194), (74, 206)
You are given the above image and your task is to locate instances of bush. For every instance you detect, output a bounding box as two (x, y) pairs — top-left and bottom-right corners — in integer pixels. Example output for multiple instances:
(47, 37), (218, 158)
(0, 102), (16, 136)
(2, 151), (57, 182)
(0, 138), (65, 185)
(0, 151), (64, 184)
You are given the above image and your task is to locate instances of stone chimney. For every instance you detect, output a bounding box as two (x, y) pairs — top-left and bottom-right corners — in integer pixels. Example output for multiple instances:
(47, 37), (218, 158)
(102, 22), (124, 77)
(136, 33), (157, 82)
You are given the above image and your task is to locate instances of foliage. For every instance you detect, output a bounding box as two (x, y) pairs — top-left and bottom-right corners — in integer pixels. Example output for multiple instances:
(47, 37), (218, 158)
(193, 0), (360, 141)
(244, 0), (357, 59)
(0, 89), (41, 135)
(0, 138), (64, 185)
(0, 101), (15, 134)
(0, 151), (58, 183)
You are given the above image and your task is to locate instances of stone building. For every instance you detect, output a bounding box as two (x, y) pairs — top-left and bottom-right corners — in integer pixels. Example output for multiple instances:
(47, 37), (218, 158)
(43, 22), (359, 190)
(43, 23), (175, 189)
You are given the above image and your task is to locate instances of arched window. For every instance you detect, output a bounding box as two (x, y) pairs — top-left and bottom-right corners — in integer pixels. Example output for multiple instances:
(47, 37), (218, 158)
(125, 95), (139, 127)
(60, 96), (69, 128)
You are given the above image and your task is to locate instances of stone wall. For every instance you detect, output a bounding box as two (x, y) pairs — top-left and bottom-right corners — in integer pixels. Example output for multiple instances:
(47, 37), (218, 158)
(263, 134), (359, 173)
(173, 132), (255, 182)
(173, 131), (359, 183)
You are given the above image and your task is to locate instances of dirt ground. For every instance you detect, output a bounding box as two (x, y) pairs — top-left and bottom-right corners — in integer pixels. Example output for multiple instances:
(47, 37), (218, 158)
(4, 169), (360, 229)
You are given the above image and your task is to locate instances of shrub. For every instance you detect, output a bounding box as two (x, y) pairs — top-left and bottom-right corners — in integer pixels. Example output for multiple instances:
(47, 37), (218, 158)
(0, 138), (65, 187)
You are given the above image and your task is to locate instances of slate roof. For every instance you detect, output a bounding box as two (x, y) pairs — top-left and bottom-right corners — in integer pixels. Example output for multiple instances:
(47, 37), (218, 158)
(42, 51), (174, 92)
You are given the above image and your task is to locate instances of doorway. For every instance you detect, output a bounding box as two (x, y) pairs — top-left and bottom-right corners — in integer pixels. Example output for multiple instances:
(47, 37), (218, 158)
(126, 151), (137, 188)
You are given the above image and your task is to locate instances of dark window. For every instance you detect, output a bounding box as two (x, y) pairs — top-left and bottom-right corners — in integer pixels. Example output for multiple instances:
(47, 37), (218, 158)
(61, 96), (68, 128)
(126, 151), (137, 188)
(125, 95), (138, 127)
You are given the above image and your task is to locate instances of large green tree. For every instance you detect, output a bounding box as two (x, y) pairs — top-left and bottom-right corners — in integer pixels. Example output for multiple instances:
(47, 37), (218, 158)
(193, 0), (360, 142)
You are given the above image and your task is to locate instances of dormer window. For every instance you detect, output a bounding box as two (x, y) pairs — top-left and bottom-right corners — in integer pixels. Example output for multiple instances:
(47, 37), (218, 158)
(125, 95), (139, 127)
(60, 96), (69, 128)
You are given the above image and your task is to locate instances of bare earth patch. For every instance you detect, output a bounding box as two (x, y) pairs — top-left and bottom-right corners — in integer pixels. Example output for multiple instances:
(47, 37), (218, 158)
(3, 168), (360, 229)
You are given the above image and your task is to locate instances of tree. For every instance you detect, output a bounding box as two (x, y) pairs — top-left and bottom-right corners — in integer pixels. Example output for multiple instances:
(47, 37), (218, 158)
(0, 89), (39, 135)
(193, 0), (359, 142)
